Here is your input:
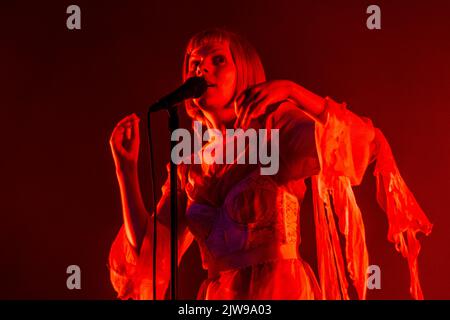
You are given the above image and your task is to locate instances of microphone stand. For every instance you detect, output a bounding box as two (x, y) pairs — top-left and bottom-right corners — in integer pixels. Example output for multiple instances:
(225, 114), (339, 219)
(167, 106), (179, 301)
(147, 76), (205, 300)
(147, 104), (179, 301)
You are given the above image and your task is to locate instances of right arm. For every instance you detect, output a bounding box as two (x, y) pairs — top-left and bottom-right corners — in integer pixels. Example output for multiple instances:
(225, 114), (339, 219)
(109, 113), (194, 299)
(109, 113), (148, 251)
(116, 166), (149, 253)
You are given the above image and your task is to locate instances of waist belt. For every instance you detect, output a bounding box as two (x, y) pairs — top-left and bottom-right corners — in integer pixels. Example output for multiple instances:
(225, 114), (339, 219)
(207, 243), (299, 278)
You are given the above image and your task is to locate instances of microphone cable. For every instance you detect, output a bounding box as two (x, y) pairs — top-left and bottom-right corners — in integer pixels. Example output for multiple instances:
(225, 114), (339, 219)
(146, 108), (159, 300)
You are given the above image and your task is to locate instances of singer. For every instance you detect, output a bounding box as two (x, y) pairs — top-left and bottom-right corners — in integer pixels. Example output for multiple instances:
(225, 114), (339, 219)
(108, 29), (432, 300)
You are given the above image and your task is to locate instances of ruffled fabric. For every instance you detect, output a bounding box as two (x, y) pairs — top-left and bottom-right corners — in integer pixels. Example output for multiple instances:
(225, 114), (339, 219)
(196, 258), (321, 300)
(108, 163), (193, 300)
(373, 128), (433, 299)
(314, 97), (433, 300)
(109, 220), (159, 300)
(108, 221), (169, 300)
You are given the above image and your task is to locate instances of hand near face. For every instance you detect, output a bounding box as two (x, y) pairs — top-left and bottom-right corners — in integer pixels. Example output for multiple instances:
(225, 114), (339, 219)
(234, 80), (296, 128)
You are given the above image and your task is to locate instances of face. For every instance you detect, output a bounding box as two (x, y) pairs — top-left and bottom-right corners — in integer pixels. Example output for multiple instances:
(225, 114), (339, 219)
(187, 42), (237, 116)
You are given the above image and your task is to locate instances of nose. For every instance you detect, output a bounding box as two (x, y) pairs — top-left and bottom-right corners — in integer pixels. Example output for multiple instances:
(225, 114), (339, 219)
(195, 61), (208, 77)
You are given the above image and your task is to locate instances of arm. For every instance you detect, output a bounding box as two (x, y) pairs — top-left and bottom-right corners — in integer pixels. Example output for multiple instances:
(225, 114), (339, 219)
(108, 114), (194, 299)
(116, 166), (149, 253)
(267, 80), (377, 184)
(235, 80), (328, 127)
(236, 80), (377, 183)
(284, 81), (328, 124)
(109, 113), (149, 253)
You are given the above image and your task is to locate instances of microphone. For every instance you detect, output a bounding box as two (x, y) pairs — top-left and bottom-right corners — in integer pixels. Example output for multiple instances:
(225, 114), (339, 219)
(148, 77), (208, 113)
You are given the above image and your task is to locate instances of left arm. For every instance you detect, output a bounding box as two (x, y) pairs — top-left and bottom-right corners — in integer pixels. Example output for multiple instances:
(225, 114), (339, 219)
(235, 80), (329, 126)
(284, 81), (328, 124)
(236, 79), (377, 184)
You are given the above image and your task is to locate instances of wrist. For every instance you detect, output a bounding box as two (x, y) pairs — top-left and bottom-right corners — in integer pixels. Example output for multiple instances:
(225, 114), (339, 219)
(116, 162), (138, 179)
(287, 80), (305, 108)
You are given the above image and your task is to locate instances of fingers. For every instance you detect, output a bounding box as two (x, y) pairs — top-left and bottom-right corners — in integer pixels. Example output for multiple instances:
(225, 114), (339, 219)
(111, 126), (125, 143)
(241, 91), (264, 123)
(243, 88), (262, 106)
(109, 126), (125, 157)
(240, 93), (276, 128)
(116, 113), (139, 127)
(112, 114), (139, 135)
(236, 89), (250, 106)
(110, 113), (140, 149)
(131, 116), (140, 141)
(235, 87), (262, 127)
(236, 84), (263, 107)
(251, 93), (270, 117)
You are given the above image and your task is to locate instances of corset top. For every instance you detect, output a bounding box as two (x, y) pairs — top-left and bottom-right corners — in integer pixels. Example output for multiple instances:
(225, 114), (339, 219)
(185, 169), (304, 273)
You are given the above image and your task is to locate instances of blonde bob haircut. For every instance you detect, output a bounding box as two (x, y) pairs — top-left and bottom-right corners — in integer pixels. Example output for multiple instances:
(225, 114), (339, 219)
(182, 28), (266, 127)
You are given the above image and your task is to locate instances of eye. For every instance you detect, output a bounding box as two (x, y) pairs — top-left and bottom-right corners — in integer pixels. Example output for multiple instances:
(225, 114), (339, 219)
(212, 55), (225, 65)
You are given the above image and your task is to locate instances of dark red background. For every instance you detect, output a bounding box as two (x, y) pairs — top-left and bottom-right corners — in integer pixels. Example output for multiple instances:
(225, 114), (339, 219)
(1, 0), (449, 299)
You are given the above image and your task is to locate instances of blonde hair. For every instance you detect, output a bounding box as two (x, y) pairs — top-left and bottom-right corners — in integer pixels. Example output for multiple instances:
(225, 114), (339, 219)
(182, 28), (266, 126)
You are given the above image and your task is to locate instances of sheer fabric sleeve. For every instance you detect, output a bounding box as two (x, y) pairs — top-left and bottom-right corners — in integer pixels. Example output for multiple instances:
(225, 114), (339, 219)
(108, 162), (194, 300)
(313, 97), (432, 300)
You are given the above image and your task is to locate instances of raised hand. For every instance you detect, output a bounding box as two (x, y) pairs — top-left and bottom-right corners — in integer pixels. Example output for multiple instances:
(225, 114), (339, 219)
(234, 80), (295, 128)
(109, 113), (140, 173)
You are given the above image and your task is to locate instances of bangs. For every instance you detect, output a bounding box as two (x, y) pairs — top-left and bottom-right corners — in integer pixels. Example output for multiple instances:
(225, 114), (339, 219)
(186, 29), (231, 55)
